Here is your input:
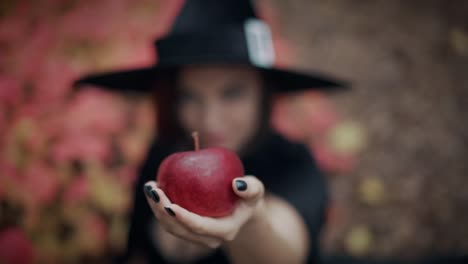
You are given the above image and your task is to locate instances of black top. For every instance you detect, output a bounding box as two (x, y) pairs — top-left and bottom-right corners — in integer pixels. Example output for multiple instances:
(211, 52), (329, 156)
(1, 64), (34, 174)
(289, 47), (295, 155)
(122, 131), (328, 264)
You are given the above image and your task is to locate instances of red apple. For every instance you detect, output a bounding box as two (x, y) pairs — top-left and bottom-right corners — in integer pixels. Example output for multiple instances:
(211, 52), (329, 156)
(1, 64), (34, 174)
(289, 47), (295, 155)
(157, 132), (244, 217)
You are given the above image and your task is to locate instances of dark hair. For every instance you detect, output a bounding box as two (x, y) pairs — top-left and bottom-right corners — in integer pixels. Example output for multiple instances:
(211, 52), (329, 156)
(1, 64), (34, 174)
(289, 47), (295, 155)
(152, 67), (273, 156)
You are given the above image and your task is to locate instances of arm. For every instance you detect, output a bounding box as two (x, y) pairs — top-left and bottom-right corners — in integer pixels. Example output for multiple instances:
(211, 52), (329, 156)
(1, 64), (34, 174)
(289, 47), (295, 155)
(143, 176), (311, 264)
(225, 194), (310, 264)
(150, 220), (214, 262)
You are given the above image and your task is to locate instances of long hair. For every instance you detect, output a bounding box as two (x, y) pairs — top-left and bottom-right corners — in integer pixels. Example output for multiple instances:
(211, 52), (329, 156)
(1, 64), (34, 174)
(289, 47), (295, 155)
(152, 68), (184, 148)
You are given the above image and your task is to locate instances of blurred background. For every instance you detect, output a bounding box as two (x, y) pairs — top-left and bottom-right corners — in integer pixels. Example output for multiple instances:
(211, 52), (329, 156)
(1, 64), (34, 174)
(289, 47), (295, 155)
(1, 0), (467, 263)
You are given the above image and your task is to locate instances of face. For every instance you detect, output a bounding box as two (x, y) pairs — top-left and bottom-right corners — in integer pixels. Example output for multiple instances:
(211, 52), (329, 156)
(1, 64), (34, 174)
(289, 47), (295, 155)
(176, 64), (263, 153)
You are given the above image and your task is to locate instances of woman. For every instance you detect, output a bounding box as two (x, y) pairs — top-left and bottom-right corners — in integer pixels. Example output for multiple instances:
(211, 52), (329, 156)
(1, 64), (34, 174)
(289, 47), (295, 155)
(76, 0), (348, 263)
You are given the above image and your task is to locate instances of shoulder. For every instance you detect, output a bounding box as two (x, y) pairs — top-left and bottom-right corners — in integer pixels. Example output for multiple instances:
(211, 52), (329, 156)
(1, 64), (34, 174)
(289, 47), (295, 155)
(269, 133), (314, 164)
(250, 132), (318, 175)
(243, 131), (325, 198)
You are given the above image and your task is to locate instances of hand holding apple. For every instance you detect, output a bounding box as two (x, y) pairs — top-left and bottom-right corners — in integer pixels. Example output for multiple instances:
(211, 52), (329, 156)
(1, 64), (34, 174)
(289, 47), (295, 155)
(144, 175), (265, 249)
(143, 132), (265, 248)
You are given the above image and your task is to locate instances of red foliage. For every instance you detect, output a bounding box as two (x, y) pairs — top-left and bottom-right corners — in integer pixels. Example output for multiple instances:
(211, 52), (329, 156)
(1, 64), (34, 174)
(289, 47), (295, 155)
(0, 227), (35, 264)
(22, 162), (60, 206)
(63, 176), (89, 205)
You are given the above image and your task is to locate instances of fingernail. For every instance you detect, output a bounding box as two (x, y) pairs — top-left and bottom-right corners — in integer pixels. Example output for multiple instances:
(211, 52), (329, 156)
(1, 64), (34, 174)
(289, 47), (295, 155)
(164, 207), (176, 217)
(150, 190), (160, 203)
(144, 185), (159, 203)
(235, 180), (247, 191)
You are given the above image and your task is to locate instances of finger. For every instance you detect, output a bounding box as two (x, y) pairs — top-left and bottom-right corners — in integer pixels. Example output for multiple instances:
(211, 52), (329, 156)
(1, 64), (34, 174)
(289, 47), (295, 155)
(159, 216), (222, 249)
(144, 181), (171, 205)
(144, 182), (221, 248)
(144, 182), (160, 203)
(169, 203), (252, 241)
(232, 176), (264, 204)
(143, 181), (172, 219)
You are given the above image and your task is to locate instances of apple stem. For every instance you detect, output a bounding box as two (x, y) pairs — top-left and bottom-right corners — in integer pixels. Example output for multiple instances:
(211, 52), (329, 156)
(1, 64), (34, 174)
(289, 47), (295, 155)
(192, 131), (200, 151)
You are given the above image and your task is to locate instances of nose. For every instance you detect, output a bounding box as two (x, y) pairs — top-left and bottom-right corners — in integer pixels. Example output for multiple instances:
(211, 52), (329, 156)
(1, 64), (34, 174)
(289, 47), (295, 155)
(200, 101), (223, 132)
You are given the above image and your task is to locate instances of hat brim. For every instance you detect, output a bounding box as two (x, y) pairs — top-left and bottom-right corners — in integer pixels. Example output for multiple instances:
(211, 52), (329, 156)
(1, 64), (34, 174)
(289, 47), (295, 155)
(74, 64), (349, 93)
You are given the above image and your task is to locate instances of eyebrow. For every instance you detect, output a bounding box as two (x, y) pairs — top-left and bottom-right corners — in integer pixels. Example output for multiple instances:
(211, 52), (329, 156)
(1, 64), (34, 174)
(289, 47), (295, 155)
(222, 76), (253, 90)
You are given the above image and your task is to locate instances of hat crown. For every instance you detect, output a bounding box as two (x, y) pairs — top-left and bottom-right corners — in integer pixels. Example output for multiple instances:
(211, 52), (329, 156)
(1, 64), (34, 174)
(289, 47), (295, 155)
(170, 0), (257, 34)
(72, 0), (347, 92)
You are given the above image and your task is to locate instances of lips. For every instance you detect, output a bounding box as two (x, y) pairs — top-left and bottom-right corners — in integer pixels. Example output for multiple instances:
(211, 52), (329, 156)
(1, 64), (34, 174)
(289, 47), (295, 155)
(202, 133), (227, 147)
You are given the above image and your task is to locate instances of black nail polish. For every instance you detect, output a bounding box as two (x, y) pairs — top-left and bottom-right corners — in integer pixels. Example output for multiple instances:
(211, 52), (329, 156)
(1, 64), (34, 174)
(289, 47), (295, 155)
(150, 190), (160, 203)
(145, 185), (159, 203)
(165, 207), (176, 217)
(235, 180), (247, 191)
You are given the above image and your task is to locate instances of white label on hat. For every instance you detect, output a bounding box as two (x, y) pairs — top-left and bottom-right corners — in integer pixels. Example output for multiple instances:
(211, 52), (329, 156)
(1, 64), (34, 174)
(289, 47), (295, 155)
(244, 19), (275, 68)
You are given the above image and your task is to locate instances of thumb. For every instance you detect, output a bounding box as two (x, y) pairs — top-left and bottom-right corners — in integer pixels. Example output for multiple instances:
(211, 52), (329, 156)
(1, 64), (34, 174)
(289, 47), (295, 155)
(232, 175), (264, 204)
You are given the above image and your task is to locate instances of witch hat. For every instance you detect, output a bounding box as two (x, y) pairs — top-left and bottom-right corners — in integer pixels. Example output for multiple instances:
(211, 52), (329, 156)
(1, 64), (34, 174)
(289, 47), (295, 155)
(74, 0), (348, 92)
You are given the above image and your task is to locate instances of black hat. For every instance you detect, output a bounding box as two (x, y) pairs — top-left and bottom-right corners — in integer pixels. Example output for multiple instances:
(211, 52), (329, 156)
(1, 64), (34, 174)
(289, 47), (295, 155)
(74, 0), (349, 92)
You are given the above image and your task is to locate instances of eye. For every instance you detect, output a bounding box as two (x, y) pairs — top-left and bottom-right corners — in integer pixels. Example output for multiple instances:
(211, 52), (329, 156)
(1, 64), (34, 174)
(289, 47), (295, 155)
(177, 89), (198, 105)
(222, 83), (246, 101)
